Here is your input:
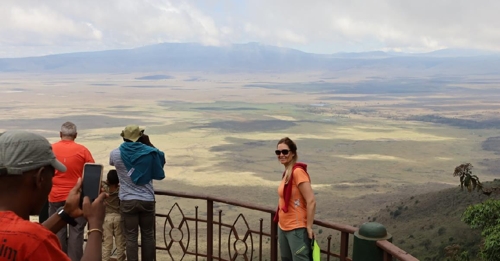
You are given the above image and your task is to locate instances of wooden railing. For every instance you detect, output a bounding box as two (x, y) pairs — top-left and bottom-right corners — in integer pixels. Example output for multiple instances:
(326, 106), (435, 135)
(377, 240), (419, 261)
(151, 190), (419, 261)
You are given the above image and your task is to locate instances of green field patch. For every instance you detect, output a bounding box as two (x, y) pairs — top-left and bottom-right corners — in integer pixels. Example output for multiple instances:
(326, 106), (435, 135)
(0, 115), (153, 132)
(124, 85), (173, 88)
(320, 95), (398, 101)
(193, 106), (264, 111)
(192, 120), (296, 132)
(482, 136), (500, 154)
(409, 115), (500, 129)
(244, 78), (453, 95)
(108, 105), (134, 109)
(104, 110), (153, 117)
(159, 100), (295, 111)
(146, 122), (197, 134)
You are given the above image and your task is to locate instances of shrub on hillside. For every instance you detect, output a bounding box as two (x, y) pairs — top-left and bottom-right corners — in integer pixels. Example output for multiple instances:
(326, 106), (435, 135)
(462, 199), (500, 261)
(438, 227), (447, 236)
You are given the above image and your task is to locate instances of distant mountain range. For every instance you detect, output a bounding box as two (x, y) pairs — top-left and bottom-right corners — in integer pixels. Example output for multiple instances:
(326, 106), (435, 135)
(1, 42), (499, 74)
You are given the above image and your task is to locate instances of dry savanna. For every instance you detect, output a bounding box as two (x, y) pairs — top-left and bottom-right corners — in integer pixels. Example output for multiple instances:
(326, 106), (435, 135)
(3, 71), (500, 260)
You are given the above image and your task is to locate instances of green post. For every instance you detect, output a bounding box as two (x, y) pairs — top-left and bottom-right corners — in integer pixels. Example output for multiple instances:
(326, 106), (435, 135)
(352, 222), (392, 261)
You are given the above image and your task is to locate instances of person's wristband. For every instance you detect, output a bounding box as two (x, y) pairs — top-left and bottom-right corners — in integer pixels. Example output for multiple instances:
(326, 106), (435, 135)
(87, 228), (103, 237)
(57, 207), (77, 227)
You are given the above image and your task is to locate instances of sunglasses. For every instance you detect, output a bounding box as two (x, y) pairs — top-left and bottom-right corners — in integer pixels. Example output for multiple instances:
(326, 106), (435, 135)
(275, 149), (290, 156)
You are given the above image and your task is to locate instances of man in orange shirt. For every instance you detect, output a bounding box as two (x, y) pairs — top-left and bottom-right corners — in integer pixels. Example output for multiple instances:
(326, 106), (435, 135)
(0, 130), (106, 261)
(48, 122), (95, 261)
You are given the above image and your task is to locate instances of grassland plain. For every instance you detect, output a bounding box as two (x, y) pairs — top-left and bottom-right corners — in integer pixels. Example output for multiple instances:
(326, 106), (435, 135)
(2, 72), (500, 260)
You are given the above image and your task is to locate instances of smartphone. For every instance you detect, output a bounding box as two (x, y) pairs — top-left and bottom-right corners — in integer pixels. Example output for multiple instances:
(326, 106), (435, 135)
(80, 163), (103, 206)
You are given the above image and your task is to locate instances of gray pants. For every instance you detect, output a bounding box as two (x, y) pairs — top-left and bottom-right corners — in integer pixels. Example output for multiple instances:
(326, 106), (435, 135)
(121, 200), (156, 261)
(49, 201), (87, 261)
(278, 227), (312, 261)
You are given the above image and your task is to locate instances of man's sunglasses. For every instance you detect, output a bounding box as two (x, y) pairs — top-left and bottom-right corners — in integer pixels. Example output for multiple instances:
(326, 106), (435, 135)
(275, 149), (290, 156)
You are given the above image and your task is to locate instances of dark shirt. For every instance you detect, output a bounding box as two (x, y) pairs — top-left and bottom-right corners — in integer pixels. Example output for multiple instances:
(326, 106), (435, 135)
(103, 183), (120, 214)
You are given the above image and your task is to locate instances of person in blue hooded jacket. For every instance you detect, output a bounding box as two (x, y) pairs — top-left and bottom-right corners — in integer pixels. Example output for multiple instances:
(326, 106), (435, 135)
(109, 125), (165, 261)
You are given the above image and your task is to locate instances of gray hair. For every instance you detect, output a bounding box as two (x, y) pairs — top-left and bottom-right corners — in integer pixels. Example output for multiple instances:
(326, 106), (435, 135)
(60, 122), (77, 136)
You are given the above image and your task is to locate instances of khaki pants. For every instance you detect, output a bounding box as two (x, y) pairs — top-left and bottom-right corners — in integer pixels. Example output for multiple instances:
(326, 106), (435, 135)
(103, 213), (126, 261)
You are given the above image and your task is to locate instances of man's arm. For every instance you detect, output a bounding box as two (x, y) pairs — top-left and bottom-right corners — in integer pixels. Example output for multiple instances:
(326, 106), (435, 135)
(42, 179), (84, 232)
(109, 150), (115, 166)
(42, 179), (106, 261)
(42, 214), (67, 234)
(84, 148), (95, 163)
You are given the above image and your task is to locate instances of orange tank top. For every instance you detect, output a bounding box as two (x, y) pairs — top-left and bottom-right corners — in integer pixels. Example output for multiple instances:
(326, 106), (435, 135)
(277, 168), (310, 231)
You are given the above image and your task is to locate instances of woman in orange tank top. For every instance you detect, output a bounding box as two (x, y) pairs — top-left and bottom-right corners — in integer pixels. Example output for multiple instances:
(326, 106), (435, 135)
(275, 137), (316, 261)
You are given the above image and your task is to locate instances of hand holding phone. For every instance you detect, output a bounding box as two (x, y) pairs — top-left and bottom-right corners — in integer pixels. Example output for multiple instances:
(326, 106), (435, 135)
(80, 163), (104, 207)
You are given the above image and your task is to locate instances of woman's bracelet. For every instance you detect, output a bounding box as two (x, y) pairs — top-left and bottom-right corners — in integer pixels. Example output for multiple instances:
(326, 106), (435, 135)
(87, 228), (103, 237)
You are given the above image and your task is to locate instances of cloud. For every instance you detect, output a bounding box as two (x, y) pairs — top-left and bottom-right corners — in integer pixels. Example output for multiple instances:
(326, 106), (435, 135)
(236, 0), (500, 53)
(1, 0), (500, 57)
(0, 0), (226, 57)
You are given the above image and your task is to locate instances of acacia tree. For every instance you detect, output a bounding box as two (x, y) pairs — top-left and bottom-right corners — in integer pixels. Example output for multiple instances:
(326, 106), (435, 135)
(453, 163), (483, 193)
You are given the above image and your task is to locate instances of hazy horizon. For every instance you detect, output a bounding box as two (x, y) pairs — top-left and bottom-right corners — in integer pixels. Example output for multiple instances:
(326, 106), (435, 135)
(2, 41), (499, 60)
(2, 0), (500, 58)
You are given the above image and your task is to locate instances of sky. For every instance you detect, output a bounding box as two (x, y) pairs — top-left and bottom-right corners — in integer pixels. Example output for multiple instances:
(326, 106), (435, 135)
(1, 0), (500, 58)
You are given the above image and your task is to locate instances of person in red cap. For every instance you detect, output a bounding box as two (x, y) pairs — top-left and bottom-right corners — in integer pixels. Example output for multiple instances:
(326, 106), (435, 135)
(0, 130), (106, 261)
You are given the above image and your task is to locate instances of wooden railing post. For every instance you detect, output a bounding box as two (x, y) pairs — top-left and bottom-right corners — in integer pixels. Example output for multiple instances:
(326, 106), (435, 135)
(207, 199), (213, 261)
(340, 231), (349, 261)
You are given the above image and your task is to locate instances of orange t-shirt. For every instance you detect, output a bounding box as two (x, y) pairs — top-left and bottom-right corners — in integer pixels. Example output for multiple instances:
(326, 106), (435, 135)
(49, 140), (94, 203)
(0, 211), (70, 261)
(277, 168), (311, 231)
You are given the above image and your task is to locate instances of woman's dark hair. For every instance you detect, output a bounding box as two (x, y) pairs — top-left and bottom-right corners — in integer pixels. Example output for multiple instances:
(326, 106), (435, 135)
(277, 137), (298, 183)
(277, 137), (298, 156)
(107, 169), (119, 185)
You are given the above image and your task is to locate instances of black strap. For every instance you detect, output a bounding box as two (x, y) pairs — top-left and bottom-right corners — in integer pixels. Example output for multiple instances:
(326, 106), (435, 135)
(57, 207), (78, 227)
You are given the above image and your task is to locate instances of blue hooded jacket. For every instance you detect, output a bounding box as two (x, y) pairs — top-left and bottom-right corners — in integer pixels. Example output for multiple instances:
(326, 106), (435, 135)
(119, 142), (166, 185)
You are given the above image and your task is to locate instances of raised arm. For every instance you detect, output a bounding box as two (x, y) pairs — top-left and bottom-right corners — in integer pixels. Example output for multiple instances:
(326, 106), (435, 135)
(42, 179), (84, 233)
(42, 179), (107, 261)
(80, 193), (106, 261)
